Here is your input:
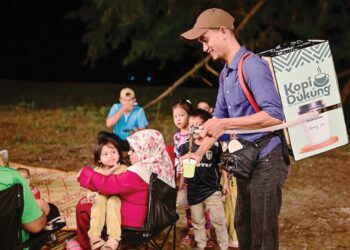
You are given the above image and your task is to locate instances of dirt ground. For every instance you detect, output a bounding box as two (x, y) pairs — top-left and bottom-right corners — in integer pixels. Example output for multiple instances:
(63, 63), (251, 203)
(6, 142), (350, 249)
(1, 105), (349, 249)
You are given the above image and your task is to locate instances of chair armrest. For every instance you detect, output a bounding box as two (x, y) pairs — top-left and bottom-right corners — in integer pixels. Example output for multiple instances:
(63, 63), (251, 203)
(17, 222), (66, 250)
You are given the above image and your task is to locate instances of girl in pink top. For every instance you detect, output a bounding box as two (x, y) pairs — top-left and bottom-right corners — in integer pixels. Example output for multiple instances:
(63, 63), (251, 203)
(76, 129), (175, 250)
(172, 99), (192, 180)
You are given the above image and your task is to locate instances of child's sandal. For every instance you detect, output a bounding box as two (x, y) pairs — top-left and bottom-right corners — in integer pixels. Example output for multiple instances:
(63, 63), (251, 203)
(66, 239), (83, 250)
(180, 234), (194, 246)
(90, 236), (105, 250)
(101, 238), (119, 250)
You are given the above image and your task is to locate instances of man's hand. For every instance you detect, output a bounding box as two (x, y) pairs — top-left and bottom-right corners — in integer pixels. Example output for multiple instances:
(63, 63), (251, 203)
(121, 102), (135, 112)
(200, 118), (226, 139)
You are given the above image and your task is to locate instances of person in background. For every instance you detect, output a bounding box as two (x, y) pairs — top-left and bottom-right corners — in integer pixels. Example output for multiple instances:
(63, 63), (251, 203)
(180, 8), (289, 249)
(0, 151), (46, 247)
(17, 168), (51, 217)
(196, 98), (214, 114)
(220, 170), (239, 249)
(106, 87), (148, 151)
(179, 109), (229, 250)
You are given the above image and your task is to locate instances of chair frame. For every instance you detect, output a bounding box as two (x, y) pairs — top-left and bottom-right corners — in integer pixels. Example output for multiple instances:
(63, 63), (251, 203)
(120, 173), (179, 250)
(0, 183), (66, 250)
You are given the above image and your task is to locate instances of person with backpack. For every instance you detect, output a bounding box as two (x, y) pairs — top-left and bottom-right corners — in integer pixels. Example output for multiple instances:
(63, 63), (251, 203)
(180, 8), (289, 250)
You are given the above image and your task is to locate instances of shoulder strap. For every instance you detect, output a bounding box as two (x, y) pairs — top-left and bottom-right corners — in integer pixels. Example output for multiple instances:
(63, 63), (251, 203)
(238, 54), (292, 163)
(238, 53), (261, 113)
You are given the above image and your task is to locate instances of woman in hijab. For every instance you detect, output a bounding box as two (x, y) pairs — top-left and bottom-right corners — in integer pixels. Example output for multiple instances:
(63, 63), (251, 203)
(75, 129), (175, 250)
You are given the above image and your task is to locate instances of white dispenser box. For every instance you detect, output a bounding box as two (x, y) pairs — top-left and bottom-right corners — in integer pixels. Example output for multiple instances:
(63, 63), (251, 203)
(260, 40), (348, 160)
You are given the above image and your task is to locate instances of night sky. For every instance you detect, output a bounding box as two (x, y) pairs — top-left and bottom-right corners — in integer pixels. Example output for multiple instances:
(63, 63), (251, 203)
(0, 0), (185, 84)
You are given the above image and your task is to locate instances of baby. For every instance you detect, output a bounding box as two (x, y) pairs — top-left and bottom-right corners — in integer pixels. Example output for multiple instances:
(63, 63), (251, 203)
(17, 167), (50, 216)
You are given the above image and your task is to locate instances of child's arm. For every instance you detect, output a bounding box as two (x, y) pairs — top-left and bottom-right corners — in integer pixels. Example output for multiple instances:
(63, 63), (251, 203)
(36, 198), (50, 216)
(31, 186), (41, 199)
(178, 174), (185, 190)
(221, 169), (229, 197)
(31, 185), (50, 216)
(176, 143), (188, 188)
(108, 162), (120, 175)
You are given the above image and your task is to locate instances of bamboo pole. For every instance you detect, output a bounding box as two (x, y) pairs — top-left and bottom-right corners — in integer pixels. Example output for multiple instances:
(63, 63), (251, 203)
(198, 75), (214, 87)
(205, 62), (220, 77)
(143, 0), (267, 110)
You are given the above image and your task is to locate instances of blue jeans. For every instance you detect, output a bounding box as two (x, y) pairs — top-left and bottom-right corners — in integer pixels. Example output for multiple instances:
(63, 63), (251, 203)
(234, 144), (289, 250)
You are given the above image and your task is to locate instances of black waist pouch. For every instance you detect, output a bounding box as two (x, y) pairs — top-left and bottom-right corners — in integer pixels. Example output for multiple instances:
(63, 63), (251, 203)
(221, 134), (273, 179)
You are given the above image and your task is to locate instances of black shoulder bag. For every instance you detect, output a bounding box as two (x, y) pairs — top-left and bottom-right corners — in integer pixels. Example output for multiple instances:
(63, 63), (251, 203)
(220, 53), (290, 179)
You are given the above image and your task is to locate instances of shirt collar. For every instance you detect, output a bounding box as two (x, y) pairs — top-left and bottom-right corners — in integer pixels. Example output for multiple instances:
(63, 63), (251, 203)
(225, 46), (248, 70)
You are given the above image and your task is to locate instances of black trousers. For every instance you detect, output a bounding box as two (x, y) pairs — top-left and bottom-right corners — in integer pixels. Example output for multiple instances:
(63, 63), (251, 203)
(235, 145), (289, 250)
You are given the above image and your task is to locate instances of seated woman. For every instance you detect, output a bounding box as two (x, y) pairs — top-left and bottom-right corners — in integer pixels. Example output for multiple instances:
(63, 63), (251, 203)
(76, 129), (175, 250)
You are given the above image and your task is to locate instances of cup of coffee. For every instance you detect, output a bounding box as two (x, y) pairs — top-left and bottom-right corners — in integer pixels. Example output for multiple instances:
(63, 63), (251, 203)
(315, 73), (328, 83)
(182, 158), (196, 178)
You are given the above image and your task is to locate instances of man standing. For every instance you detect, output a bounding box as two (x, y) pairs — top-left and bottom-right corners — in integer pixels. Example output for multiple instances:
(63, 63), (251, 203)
(180, 8), (289, 250)
(106, 87), (148, 151)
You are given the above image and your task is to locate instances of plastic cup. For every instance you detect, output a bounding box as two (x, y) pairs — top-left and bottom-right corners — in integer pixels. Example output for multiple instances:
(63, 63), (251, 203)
(182, 158), (196, 178)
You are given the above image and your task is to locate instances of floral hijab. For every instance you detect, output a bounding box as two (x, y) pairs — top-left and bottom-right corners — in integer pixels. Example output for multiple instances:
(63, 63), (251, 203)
(127, 129), (175, 188)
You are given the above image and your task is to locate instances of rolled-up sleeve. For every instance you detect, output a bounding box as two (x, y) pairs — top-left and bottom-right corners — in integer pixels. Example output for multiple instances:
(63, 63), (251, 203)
(136, 108), (149, 128)
(245, 56), (284, 121)
(107, 104), (119, 118)
(214, 71), (229, 118)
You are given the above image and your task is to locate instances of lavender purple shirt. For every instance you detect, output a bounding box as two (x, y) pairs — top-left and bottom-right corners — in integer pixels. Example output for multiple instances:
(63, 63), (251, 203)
(214, 46), (284, 158)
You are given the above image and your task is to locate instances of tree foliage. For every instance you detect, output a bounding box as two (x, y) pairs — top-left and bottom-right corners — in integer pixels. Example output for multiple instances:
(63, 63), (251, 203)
(72, 0), (350, 72)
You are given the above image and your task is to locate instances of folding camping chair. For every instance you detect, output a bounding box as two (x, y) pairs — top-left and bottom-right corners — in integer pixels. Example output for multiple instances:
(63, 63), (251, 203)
(120, 173), (179, 250)
(0, 183), (66, 250)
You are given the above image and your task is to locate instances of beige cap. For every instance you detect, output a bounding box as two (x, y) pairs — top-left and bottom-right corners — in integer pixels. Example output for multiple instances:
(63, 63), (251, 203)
(120, 88), (135, 98)
(180, 8), (235, 41)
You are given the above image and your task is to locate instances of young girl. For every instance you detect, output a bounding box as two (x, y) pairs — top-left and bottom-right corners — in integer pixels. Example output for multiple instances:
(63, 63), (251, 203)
(87, 131), (128, 250)
(172, 100), (213, 247)
(76, 129), (175, 249)
(172, 99), (192, 183)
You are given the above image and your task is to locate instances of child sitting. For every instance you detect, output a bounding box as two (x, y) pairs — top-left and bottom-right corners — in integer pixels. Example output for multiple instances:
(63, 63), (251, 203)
(87, 131), (128, 250)
(17, 167), (51, 216)
(179, 109), (229, 250)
